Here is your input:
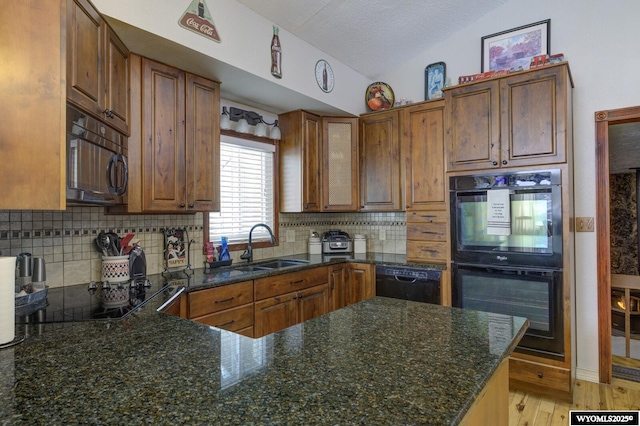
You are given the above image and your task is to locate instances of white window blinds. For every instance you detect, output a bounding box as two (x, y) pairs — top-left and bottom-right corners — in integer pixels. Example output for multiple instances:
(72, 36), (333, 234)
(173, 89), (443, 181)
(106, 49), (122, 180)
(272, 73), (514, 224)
(209, 135), (275, 244)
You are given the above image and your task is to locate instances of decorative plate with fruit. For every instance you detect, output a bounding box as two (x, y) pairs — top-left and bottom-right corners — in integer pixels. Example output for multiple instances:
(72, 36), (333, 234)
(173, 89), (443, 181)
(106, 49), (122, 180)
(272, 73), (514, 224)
(365, 82), (394, 111)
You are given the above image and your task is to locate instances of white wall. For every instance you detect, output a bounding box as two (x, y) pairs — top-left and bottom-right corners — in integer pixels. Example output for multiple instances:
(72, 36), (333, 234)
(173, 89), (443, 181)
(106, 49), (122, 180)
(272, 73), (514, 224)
(381, 0), (640, 381)
(92, 0), (369, 115)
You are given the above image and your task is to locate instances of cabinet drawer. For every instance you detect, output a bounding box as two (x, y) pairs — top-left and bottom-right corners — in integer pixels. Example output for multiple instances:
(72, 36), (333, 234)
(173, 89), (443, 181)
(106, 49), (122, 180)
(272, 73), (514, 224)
(407, 221), (448, 241)
(406, 210), (447, 223)
(192, 303), (254, 332)
(236, 325), (254, 338)
(188, 281), (253, 318)
(255, 266), (328, 300)
(406, 240), (448, 262)
(509, 358), (572, 401)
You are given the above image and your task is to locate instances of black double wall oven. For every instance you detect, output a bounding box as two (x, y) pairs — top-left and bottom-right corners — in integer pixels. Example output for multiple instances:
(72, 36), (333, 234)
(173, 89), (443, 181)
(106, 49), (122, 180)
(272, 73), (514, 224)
(450, 170), (564, 360)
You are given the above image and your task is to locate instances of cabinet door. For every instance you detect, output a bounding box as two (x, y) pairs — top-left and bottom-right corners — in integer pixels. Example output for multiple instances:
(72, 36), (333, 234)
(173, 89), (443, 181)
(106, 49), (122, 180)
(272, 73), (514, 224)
(103, 24), (129, 135)
(445, 80), (500, 172)
(359, 110), (402, 211)
(348, 263), (374, 305)
(141, 59), (186, 212)
(500, 66), (569, 167)
(2, 0), (65, 210)
(297, 284), (329, 323)
(278, 110), (321, 212)
(302, 112), (323, 212)
(67, 0), (103, 117)
(185, 73), (220, 211)
(323, 117), (359, 211)
(328, 264), (348, 311)
(254, 293), (297, 337)
(402, 101), (446, 210)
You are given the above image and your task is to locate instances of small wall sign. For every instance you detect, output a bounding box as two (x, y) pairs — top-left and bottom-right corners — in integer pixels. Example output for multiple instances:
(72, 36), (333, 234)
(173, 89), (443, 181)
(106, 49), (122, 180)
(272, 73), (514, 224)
(179, 0), (221, 43)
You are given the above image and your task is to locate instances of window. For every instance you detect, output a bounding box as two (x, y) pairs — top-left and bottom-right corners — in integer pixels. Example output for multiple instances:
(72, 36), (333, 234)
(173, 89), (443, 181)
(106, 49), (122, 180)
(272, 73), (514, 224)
(208, 134), (277, 246)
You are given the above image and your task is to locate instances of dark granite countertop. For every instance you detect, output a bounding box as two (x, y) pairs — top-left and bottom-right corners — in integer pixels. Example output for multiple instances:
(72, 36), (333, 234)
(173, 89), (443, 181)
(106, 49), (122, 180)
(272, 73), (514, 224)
(187, 252), (445, 292)
(2, 254), (527, 425)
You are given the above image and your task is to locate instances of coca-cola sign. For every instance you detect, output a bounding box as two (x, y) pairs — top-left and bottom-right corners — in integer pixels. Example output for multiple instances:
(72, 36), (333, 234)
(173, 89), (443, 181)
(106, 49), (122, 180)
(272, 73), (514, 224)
(179, 0), (220, 43)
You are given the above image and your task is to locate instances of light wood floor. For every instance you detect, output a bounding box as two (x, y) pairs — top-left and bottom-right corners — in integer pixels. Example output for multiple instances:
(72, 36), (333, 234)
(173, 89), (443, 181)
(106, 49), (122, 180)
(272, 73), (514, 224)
(613, 354), (640, 369)
(509, 378), (640, 425)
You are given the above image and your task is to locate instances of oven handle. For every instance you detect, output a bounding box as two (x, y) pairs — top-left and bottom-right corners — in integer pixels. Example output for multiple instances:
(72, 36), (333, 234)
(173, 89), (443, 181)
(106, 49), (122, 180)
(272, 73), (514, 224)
(453, 261), (563, 274)
(394, 275), (417, 283)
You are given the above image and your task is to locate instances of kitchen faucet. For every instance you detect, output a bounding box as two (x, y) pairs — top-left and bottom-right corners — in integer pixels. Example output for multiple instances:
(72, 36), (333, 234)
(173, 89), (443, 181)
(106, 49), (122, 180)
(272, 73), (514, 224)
(240, 223), (277, 263)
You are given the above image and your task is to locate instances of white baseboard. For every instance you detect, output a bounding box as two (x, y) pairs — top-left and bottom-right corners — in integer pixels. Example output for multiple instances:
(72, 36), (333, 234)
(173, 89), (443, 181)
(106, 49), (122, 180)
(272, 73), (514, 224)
(575, 367), (599, 383)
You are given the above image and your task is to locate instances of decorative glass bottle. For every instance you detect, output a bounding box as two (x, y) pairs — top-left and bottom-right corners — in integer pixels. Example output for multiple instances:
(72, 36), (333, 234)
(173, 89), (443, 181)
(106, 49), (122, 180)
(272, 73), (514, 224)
(271, 26), (282, 78)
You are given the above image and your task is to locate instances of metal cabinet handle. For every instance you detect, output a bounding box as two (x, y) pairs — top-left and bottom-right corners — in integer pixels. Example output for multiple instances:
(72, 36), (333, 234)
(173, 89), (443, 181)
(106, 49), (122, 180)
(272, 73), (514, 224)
(188, 203), (195, 208)
(179, 203), (186, 208)
(216, 320), (235, 327)
(215, 297), (234, 304)
(502, 160), (508, 165)
(291, 279), (304, 284)
(537, 372), (543, 378)
(492, 161), (498, 166)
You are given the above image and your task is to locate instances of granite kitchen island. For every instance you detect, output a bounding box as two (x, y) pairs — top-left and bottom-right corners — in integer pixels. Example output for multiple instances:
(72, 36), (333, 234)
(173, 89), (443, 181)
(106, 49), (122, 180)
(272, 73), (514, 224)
(2, 289), (527, 425)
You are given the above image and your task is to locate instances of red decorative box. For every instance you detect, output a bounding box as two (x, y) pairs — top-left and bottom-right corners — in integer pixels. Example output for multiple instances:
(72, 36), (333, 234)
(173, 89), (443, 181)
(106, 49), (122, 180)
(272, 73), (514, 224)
(458, 70), (510, 85)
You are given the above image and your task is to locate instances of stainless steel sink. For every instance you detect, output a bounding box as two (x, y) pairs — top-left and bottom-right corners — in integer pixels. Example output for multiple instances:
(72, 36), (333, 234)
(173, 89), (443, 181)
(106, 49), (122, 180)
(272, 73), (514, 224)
(233, 258), (310, 272)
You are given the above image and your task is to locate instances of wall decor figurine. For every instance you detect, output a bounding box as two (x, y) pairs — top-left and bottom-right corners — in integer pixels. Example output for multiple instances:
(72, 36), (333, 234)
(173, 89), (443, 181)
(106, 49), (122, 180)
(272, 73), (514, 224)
(425, 62), (446, 100)
(179, 0), (221, 42)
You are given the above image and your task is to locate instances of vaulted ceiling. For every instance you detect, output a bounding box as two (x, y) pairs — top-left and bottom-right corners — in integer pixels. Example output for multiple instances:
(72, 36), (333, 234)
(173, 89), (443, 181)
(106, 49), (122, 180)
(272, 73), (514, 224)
(235, 0), (510, 80)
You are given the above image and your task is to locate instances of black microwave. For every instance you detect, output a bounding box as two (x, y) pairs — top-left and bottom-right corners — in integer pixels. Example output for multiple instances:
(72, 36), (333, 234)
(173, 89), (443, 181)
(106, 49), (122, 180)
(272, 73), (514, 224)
(66, 105), (128, 205)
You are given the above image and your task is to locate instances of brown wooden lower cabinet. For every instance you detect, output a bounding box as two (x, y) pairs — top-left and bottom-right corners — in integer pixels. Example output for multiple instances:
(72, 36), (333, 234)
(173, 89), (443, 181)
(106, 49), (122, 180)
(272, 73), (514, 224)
(161, 292), (187, 318)
(329, 263), (375, 311)
(348, 263), (374, 304)
(186, 280), (255, 337)
(329, 264), (348, 311)
(254, 266), (330, 337)
(509, 357), (572, 402)
(166, 262), (370, 340)
(192, 304), (254, 333)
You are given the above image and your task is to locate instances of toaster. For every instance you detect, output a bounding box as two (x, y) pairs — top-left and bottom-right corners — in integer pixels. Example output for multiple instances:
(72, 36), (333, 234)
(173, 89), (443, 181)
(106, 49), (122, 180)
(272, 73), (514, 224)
(321, 230), (352, 254)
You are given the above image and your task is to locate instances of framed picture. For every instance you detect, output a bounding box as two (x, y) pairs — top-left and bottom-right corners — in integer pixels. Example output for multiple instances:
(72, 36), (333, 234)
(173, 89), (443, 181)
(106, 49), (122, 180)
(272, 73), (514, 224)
(481, 19), (550, 72)
(425, 62), (446, 101)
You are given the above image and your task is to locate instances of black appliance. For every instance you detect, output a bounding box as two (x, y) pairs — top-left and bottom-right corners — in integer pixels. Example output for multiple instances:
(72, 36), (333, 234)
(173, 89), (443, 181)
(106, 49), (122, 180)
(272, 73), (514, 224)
(449, 169), (562, 268)
(66, 104), (128, 205)
(321, 230), (353, 254)
(15, 279), (167, 324)
(129, 245), (147, 282)
(450, 169), (565, 360)
(376, 265), (441, 305)
(452, 263), (563, 358)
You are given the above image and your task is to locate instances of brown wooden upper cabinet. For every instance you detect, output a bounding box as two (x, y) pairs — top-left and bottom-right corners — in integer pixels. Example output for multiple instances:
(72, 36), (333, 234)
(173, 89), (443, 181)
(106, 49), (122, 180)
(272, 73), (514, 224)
(359, 110), (403, 211)
(67, 0), (129, 134)
(1, 0), (66, 210)
(279, 111), (358, 212)
(323, 117), (359, 211)
(402, 100), (446, 210)
(279, 110), (323, 212)
(402, 100), (449, 265)
(118, 55), (220, 213)
(444, 64), (573, 172)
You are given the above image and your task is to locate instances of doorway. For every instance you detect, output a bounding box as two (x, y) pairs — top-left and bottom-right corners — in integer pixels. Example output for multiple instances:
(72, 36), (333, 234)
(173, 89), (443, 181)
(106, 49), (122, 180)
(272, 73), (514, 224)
(595, 105), (640, 383)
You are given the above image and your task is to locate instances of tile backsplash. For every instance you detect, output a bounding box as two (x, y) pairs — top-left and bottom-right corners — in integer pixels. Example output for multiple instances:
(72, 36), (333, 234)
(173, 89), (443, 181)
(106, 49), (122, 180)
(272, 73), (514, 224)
(1, 208), (406, 288)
